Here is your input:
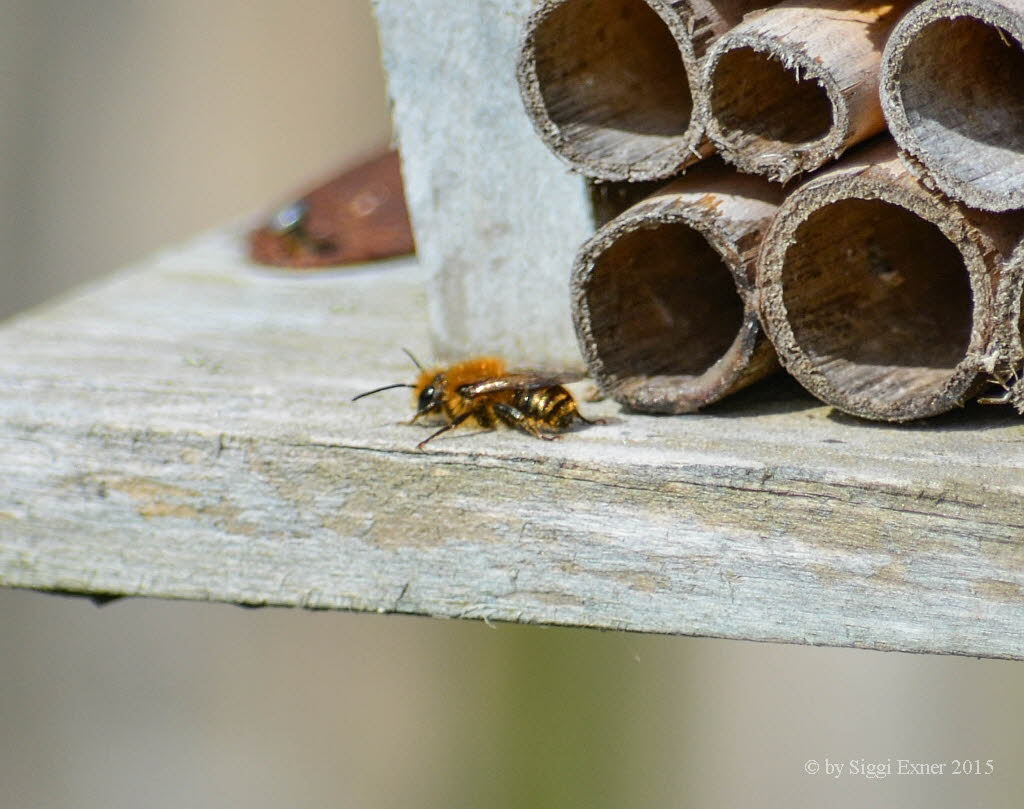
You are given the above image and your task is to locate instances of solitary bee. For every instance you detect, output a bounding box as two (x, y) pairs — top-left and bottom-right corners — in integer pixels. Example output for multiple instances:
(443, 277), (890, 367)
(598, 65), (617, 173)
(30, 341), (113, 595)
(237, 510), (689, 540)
(353, 351), (602, 449)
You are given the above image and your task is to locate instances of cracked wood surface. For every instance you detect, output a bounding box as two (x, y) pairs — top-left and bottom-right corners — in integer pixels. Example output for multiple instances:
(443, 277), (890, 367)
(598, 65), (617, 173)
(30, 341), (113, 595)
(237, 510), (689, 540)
(2, 228), (1024, 658)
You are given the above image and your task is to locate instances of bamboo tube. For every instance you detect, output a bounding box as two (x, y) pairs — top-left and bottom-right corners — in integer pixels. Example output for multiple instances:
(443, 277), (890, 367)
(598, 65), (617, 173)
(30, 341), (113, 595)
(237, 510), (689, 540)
(880, 0), (1024, 212)
(516, 0), (767, 182)
(986, 239), (1024, 409)
(571, 160), (783, 413)
(701, 0), (913, 183)
(758, 138), (1024, 422)
(993, 239), (1024, 372)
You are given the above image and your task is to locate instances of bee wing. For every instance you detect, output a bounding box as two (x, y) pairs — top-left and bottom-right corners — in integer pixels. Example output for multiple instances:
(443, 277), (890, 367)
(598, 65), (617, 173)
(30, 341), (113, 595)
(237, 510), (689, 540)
(457, 371), (585, 398)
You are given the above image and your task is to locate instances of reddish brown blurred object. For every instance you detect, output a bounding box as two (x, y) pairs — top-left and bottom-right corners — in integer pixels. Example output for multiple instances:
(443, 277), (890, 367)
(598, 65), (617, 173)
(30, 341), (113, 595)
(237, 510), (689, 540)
(249, 149), (415, 269)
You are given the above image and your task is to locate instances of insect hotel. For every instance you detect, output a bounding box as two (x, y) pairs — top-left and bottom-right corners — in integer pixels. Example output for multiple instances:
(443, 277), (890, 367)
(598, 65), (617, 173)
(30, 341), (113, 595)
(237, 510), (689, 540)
(4, 0), (1024, 661)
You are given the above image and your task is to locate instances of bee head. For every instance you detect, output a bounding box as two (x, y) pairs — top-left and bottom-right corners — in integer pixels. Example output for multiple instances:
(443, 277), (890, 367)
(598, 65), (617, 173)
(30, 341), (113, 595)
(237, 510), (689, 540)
(411, 371), (445, 422)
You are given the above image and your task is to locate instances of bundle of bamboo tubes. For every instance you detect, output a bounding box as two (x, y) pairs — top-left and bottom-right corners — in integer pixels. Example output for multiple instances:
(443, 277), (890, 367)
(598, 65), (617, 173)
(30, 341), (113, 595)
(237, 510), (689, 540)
(517, 0), (1024, 419)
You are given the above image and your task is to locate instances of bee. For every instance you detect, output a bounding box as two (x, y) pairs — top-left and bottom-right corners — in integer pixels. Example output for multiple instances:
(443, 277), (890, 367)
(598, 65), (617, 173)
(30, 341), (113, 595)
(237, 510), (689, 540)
(353, 350), (602, 449)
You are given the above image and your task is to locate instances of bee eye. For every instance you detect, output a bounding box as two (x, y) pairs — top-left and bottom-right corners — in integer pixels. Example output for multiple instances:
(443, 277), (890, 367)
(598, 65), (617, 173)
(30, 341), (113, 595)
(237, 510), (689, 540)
(418, 386), (437, 412)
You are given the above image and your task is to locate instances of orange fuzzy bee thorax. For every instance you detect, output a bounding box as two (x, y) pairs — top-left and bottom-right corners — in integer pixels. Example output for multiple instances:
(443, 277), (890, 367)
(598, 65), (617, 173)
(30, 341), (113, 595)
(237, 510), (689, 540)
(411, 356), (509, 423)
(412, 356), (506, 400)
(442, 357), (507, 390)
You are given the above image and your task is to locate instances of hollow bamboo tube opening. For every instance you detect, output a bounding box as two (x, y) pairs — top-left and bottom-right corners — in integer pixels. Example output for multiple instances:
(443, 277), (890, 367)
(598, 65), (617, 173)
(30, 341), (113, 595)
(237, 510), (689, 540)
(781, 201), (972, 404)
(707, 47), (836, 170)
(759, 143), (997, 421)
(572, 170), (782, 413)
(702, 0), (910, 182)
(881, 0), (1024, 212)
(518, 0), (705, 182)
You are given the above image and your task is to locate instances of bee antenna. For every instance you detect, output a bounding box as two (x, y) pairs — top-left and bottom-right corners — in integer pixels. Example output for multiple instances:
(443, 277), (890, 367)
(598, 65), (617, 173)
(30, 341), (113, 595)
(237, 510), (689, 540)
(352, 383), (415, 402)
(402, 348), (426, 372)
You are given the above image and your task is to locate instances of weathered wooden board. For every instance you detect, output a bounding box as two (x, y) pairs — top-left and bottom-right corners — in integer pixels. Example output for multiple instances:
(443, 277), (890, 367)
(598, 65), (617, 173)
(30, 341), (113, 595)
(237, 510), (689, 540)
(3, 229), (1024, 659)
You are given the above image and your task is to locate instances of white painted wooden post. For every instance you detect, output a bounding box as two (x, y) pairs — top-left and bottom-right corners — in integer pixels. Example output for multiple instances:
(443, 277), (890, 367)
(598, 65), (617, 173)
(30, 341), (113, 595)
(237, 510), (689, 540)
(372, 0), (595, 369)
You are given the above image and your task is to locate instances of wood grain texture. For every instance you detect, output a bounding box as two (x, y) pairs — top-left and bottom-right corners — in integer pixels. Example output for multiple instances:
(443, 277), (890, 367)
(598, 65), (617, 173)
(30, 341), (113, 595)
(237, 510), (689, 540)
(4, 228), (1024, 659)
(881, 0), (1024, 212)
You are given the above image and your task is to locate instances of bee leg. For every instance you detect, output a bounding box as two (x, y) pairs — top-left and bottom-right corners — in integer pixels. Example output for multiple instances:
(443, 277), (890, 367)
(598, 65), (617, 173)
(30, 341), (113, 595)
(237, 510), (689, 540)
(416, 412), (471, 450)
(493, 403), (557, 441)
(575, 411), (606, 426)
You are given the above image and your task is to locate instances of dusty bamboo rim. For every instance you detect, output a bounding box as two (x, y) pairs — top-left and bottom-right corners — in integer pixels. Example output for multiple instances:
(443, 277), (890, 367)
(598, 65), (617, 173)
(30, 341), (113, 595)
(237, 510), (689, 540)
(571, 163), (782, 413)
(758, 139), (1005, 422)
(516, 0), (714, 182)
(881, 0), (1024, 212)
(702, 0), (912, 182)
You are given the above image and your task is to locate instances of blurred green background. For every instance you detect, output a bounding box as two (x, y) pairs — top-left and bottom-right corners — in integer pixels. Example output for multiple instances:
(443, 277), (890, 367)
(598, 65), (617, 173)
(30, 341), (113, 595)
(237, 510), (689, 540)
(1, 1), (1022, 806)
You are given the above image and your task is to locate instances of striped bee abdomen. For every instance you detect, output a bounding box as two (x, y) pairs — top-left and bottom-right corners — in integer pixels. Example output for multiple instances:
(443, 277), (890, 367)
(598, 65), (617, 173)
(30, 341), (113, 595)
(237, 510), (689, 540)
(516, 385), (579, 430)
